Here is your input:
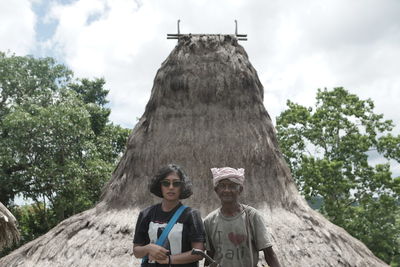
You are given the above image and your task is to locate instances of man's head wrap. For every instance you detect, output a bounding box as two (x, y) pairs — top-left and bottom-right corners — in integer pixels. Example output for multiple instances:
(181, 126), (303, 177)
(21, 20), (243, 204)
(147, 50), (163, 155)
(211, 167), (245, 187)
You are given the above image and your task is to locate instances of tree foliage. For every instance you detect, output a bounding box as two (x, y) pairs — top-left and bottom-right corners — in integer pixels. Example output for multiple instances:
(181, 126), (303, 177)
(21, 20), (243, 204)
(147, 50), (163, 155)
(0, 52), (130, 250)
(276, 87), (400, 264)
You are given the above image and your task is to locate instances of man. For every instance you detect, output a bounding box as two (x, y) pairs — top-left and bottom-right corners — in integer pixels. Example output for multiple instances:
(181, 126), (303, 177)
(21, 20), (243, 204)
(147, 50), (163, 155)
(204, 167), (282, 267)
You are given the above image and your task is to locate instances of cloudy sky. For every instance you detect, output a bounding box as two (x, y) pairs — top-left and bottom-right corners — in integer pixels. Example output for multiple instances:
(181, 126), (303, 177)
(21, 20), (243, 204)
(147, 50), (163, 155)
(1, 0), (399, 173)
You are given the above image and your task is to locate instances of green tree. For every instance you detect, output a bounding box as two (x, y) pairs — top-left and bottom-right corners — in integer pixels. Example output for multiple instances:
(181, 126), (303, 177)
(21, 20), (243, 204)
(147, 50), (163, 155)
(0, 52), (72, 206)
(0, 52), (130, 244)
(276, 87), (400, 264)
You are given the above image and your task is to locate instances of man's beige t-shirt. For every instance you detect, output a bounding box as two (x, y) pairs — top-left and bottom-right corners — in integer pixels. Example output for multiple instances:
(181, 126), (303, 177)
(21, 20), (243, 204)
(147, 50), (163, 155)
(204, 205), (272, 267)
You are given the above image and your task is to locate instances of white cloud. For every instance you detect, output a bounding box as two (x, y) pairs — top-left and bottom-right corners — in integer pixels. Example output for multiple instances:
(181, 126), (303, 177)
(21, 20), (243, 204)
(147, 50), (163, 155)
(0, 0), (36, 55)
(1, 0), (399, 174)
(36, 0), (400, 140)
(45, 0), (176, 126)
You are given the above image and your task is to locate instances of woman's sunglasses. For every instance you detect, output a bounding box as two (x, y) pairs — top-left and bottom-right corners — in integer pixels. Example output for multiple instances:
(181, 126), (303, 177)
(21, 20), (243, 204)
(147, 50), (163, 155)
(161, 180), (183, 187)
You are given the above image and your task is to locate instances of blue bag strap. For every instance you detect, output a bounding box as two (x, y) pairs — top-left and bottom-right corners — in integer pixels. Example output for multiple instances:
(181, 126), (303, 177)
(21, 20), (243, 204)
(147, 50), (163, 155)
(142, 205), (187, 264)
(155, 205), (187, 245)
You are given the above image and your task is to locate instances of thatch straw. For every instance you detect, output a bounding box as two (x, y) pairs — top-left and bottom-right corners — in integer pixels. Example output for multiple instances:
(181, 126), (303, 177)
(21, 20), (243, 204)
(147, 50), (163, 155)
(0, 202), (20, 251)
(0, 35), (389, 266)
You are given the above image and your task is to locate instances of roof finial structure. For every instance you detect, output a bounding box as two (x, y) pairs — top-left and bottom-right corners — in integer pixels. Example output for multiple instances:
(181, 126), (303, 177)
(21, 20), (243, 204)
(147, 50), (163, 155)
(235, 19), (238, 35)
(167, 20), (247, 41)
(234, 20), (247, 41)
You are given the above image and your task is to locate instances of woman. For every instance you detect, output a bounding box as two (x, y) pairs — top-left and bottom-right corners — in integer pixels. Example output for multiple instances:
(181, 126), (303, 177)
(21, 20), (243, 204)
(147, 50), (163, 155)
(133, 164), (205, 266)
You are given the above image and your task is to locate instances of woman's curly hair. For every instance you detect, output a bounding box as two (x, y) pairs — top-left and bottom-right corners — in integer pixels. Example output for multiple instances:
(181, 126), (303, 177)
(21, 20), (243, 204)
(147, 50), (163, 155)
(149, 164), (193, 199)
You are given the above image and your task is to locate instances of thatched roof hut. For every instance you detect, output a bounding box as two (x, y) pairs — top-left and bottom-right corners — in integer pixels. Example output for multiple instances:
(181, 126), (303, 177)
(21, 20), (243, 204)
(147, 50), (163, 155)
(0, 202), (20, 251)
(0, 35), (388, 266)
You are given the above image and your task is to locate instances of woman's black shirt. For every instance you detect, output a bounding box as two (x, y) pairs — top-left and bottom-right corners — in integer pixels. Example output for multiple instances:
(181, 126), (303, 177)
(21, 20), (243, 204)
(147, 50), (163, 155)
(133, 203), (205, 267)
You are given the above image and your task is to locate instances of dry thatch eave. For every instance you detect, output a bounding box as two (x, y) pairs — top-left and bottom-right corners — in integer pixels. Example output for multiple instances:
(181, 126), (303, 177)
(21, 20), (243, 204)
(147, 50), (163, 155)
(0, 202), (20, 251)
(0, 34), (389, 267)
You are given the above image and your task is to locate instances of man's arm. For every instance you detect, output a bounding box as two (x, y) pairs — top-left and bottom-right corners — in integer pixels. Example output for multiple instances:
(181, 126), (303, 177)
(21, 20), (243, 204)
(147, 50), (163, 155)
(263, 246), (282, 267)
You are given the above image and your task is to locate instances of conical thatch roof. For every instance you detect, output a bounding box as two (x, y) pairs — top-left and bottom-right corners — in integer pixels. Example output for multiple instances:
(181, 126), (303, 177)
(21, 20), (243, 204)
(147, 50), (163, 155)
(0, 202), (20, 251)
(0, 35), (388, 267)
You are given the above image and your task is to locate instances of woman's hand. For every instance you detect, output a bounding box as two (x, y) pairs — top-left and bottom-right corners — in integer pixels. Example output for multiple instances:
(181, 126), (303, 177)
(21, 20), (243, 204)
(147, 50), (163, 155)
(156, 242), (205, 265)
(146, 243), (169, 261)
